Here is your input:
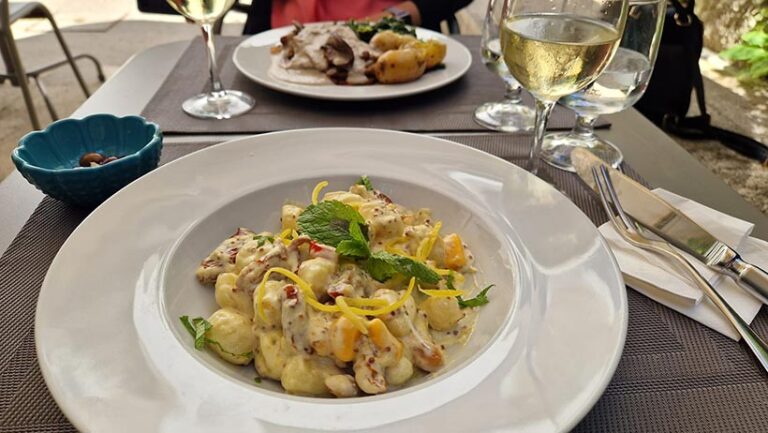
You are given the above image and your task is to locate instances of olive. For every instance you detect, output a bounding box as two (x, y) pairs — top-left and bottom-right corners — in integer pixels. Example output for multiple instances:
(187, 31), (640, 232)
(79, 152), (104, 167)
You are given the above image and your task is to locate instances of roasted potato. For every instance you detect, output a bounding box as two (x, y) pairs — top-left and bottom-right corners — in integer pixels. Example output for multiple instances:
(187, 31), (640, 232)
(404, 39), (447, 69)
(370, 30), (417, 51)
(369, 48), (426, 84)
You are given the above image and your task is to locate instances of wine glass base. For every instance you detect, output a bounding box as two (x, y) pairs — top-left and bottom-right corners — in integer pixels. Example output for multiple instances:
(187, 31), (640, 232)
(473, 101), (535, 133)
(182, 90), (255, 120)
(540, 132), (624, 172)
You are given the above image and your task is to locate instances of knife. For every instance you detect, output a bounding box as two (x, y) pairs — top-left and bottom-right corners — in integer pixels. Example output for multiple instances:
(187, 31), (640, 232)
(572, 148), (768, 305)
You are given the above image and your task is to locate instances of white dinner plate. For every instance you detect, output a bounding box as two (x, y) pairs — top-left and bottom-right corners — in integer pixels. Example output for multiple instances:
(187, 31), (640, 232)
(232, 25), (473, 101)
(36, 128), (626, 433)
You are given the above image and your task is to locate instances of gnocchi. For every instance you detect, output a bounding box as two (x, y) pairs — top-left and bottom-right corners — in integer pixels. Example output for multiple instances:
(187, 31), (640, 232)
(186, 177), (491, 397)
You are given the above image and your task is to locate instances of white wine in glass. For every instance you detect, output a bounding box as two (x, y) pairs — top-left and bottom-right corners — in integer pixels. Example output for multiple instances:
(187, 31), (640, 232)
(167, 0), (255, 119)
(542, 0), (666, 171)
(500, 0), (628, 175)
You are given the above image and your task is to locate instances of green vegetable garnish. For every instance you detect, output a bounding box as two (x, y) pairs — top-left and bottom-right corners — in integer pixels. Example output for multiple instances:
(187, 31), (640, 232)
(180, 315), (211, 350)
(346, 17), (416, 42)
(365, 251), (439, 284)
(357, 175), (374, 191)
(180, 316), (252, 358)
(253, 234), (274, 247)
(336, 220), (370, 258)
(457, 284), (494, 309)
(297, 201), (365, 248)
(297, 199), (439, 284)
(254, 376), (262, 384)
(363, 255), (399, 281)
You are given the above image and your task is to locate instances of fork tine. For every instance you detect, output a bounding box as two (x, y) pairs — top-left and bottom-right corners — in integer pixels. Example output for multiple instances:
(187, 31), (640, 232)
(598, 165), (637, 231)
(592, 167), (627, 234)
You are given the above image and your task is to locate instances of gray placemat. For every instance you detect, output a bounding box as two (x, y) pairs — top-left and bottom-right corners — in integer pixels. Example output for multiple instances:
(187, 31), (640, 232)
(1, 135), (766, 433)
(141, 36), (609, 134)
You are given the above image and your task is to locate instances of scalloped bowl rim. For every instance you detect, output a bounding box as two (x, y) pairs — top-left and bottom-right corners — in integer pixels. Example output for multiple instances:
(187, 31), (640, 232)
(12, 114), (162, 176)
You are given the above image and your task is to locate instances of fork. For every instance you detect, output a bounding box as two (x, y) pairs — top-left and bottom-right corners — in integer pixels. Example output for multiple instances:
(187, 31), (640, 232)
(593, 165), (768, 373)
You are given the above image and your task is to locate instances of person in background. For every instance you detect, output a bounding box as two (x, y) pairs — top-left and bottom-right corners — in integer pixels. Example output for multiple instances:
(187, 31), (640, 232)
(244, 0), (473, 34)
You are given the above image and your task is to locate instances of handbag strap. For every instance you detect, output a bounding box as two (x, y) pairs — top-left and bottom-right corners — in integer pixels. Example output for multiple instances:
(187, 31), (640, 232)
(668, 0), (695, 26)
(661, 0), (768, 164)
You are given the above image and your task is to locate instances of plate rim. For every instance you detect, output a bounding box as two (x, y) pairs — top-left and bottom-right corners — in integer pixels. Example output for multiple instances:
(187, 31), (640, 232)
(232, 25), (473, 101)
(35, 128), (627, 432)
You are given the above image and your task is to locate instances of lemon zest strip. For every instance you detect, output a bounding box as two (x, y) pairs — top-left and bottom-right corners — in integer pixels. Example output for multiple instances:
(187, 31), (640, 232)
(311, 180), (329, 205)
(419, 288), (466, 298)
(336, 297), (369, 335)
(416, 221), (442, 261)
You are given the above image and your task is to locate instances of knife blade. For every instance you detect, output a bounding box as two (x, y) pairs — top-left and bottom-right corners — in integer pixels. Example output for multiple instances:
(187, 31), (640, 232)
(572, 148), (768, 305)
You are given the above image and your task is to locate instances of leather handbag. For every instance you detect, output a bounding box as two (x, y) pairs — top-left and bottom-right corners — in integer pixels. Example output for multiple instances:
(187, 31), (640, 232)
(635, 0), (768, 163)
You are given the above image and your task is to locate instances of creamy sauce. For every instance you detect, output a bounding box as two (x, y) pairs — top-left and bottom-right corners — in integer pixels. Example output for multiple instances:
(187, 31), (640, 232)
(269, 23), (380, 86)
(269, 53), (332, 85)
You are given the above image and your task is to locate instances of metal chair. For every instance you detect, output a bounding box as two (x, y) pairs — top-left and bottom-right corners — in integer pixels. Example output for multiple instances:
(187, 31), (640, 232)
(0, 0), (105, 130)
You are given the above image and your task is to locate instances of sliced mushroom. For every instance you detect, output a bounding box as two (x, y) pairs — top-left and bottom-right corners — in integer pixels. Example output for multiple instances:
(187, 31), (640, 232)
(322, 33), (355, 69)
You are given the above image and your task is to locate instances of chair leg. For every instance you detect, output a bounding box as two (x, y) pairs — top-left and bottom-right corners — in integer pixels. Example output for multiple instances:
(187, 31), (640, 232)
(39, 5), (91, 97)
(1, 35), (41, 130)
(31, 75), (59, 121)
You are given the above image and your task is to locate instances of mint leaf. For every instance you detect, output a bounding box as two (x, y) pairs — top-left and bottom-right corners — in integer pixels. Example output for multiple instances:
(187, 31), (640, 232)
(205, 339), (253, 358)
(180, 315), (252, 358)
(348, 219), (367, 243)
(363, 256), (398, 282)
(253, 235), (274, 247)
(357, 176), (374, 191)
(337, 239), (370, 258)
(367, 251), (439, 284)
(444, 273), (457, 291)
(458, 284), (494, 309)
(180, 316), (212, 350)
(297, 201), (365, 247)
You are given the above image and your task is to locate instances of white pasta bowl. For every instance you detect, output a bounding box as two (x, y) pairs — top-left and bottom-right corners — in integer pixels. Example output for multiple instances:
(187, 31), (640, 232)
(35, 128), (626, 433)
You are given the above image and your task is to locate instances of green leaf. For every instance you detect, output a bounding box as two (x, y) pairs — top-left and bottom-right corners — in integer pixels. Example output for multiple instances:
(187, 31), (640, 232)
(363, 256), (398, 282)
(444, 273), (457, 291)
(254, 376), (262, 384)
(253, 234), (274, 247)
(205, 338), (253, 358)
(346, 17), (416, 42)
(742, 30), (768, 48)
(180, 316), (212, 350)
(337, 239), (370, 258)
(367, 251), (439, 284)
(356, 176), (374, 191)
(180, 315), (252, 358)
(749, 57), (768, 79)
(297, 201), (366, 247)
(458, 284), (494, 309)
(721, 44), (767, 61)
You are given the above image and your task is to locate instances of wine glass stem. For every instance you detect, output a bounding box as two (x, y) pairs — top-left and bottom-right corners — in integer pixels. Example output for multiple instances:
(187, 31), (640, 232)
(530, 99), (556, 175)
(573, 114), (598, 140)
(201, 22), (224, 95)
(503, 81), (523, 105)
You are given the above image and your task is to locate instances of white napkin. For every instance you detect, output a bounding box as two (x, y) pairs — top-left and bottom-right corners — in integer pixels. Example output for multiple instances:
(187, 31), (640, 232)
(599, 188), (767, 341)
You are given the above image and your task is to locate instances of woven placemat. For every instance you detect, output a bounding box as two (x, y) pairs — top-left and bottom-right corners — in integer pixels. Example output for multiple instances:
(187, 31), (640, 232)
(141, 36), (609, 134)
(1, 135), (766, 433)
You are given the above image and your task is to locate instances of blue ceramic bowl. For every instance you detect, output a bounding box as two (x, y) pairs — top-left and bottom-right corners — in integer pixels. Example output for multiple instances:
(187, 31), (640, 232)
(12, 114), (163, 208)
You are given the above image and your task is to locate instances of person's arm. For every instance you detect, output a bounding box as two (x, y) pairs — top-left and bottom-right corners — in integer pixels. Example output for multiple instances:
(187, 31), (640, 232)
(367, 2), (422, 26)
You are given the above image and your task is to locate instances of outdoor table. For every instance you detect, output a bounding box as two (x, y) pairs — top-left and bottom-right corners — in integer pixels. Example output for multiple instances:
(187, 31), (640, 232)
(1, 38), (767, 433)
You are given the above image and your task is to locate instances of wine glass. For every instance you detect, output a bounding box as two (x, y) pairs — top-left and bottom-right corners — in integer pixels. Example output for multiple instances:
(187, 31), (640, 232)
(500, 0), (629, 175)
(541, 0), (666, 171)
(166, 0), (255, 119)
(474, 0), (535, 133)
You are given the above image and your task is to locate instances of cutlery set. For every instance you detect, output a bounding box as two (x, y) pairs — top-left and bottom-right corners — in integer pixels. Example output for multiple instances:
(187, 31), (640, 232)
(573, 149), (768, 372)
